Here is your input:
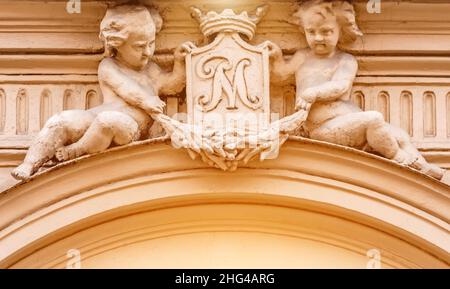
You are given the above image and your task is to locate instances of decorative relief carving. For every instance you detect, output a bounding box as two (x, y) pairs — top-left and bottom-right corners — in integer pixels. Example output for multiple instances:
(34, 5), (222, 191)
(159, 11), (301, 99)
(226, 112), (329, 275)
(16, 88), (28, 135)
(11, 5), (189, 180)
(348, 85), (450, 148)
(40, 89), (52, 129)
(267, 0), (446, 181)
(269, 85), (450, 147)
(351, 90), (365, 111)
(195, 55), (261, 112)
(0, 84), (101, 146)
(377, 91), (390, 122)
(423, 91), (436, 137)
(447, 92), (450, 138)
(160, 5), (309, 171)
(85, 89), (103, 109)
(0, 89), (5, 133)
(400, 91), (413, 137)
(63, 89), (77, 110)
(8, 1), (450, 184)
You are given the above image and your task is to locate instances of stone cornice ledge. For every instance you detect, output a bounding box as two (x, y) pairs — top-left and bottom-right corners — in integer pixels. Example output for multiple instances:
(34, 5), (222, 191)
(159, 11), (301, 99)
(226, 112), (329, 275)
(1, 136), (449, 218)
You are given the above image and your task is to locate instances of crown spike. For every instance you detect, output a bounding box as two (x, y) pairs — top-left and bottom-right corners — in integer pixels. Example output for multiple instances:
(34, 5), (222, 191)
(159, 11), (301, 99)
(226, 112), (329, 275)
(190, 5), (269, 40)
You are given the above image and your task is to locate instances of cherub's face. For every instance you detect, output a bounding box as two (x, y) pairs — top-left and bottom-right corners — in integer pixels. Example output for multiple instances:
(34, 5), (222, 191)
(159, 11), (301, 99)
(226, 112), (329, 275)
(303, 12), (340, 56)
(116, 26), (156, 70)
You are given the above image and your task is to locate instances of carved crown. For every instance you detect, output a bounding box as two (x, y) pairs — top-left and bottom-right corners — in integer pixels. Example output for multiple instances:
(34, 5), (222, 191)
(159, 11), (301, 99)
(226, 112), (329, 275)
(191, 6), (268, 40)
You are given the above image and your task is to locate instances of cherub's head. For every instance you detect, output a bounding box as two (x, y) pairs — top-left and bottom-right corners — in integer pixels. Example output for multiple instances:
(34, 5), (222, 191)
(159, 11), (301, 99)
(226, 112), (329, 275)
(100, 5), (163, 70)
(290, 0), (362, 56)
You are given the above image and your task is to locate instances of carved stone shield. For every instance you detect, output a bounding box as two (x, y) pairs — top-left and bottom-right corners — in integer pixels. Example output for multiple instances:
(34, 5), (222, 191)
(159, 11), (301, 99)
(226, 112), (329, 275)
(159, 6), (306, 171)
(186, 32), (270, 134)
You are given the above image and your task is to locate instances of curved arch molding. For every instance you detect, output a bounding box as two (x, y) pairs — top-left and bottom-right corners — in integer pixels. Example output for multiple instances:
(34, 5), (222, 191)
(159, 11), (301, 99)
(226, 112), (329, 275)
(0, 137), (449, 268)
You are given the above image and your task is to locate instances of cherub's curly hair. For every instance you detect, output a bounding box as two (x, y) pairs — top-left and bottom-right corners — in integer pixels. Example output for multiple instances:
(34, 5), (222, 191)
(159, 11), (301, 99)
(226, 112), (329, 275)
(289, 0), (363, 44)
(99, 5), (163, 57)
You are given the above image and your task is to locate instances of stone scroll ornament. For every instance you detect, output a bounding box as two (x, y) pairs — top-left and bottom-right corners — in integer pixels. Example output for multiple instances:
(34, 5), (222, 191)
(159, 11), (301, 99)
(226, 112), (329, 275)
(152, 6), (309, 171)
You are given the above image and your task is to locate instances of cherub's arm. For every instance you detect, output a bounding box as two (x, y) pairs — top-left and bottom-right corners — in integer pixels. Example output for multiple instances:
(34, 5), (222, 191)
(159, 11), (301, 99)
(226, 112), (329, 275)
(98, 58), (165, 113)
(301, 54), (358, 103)
(266, 42), (306, 83)
(151, 42), (196, 96)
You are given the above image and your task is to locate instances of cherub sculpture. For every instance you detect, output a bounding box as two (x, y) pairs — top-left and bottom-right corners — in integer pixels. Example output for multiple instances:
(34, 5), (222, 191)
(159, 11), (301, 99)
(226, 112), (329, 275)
(266, 0), (445, 181)
(12, 5), (194, 180)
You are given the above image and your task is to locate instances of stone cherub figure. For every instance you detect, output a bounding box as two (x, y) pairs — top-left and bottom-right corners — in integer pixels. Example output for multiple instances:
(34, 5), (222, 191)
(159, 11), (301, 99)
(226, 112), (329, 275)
(12, 5), (194, 180)
(266, 0), (446, 181)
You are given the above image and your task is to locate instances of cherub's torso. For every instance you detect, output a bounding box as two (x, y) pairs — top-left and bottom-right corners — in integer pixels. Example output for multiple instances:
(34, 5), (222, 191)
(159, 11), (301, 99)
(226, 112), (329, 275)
(94, 58), (161, 134)
(295, 49), (360, 130)
(295, 49), (342, 89)
(101, 58), (159, 103)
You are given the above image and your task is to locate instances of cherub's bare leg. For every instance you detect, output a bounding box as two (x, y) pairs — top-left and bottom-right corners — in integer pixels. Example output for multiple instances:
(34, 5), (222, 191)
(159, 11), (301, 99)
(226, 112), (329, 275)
(310, 111), (412, 163)
(310, 111), (445, 179)
(389, 125), (445, 179)
(11, 110), (95, 180)
(56, 111), (140, 161)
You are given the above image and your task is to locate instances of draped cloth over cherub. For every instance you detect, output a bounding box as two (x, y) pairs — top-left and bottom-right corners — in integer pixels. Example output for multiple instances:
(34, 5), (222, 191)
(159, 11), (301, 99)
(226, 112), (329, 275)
(151, 6), (310, 171)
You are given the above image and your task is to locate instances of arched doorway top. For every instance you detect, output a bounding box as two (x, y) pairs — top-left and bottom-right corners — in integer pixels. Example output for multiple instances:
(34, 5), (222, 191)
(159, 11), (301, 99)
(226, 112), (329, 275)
(0, 137), (449, 267)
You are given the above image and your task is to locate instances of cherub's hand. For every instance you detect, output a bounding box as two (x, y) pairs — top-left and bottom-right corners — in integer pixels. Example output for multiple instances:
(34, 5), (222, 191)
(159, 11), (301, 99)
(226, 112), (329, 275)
(174, 42), (197, 62)
(301, 87), (318, 103)
(143, 97), (166, 114)
(295, 88), (316, 110)
(259, 41), (283, 60)
(295, 98), (312, 111)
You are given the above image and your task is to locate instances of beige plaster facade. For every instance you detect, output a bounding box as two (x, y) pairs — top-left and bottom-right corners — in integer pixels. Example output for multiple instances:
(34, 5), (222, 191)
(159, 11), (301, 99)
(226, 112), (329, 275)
(0, 0), (449, 268)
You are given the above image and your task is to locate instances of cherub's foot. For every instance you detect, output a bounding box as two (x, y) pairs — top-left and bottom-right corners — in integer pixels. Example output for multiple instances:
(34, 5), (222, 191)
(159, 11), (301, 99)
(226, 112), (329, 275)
(55, 144), (85, 162)
(394, 150), (445, 180)
(414, 161), (445, 180)
(11, 163), (35, 180)
(425, 164), (445, 180)
(392, 149), (417, 166)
